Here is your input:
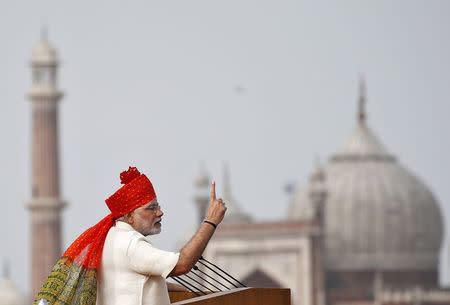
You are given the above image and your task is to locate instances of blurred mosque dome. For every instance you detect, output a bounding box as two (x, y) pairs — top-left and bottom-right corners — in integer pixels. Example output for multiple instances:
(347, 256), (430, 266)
(288, 81), (443, 271)
(0, 265), (26, 305)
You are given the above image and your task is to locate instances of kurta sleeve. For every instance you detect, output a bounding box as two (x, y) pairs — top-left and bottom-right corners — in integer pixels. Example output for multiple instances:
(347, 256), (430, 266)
(126, 235), (180, 278)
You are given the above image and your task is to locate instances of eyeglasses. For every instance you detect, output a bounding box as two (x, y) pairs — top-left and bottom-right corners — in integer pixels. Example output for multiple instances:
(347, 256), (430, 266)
(145, 203), (162, 214)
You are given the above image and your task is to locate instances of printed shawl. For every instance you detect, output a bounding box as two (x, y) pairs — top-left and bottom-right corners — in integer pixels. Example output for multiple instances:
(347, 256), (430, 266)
(34, 167), (156, 305)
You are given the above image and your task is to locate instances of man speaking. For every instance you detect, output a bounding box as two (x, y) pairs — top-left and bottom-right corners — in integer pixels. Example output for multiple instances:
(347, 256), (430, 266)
(34, 166), (227, 305)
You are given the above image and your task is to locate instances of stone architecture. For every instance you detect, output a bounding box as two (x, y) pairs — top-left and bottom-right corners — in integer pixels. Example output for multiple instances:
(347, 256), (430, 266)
(0, 263), (26, 305)
(200, 80), (450, 305)
(289, 80), (444, 304)
(201, 164), (327, 305)
(25, 32), (66, 297)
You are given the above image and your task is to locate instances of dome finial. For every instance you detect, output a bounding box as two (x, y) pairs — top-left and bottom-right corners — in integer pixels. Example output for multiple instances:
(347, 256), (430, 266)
(357, 75), (367, 124)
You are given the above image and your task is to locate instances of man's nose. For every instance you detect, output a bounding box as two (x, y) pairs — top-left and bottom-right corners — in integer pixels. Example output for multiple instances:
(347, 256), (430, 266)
(157, 209), (164, 217)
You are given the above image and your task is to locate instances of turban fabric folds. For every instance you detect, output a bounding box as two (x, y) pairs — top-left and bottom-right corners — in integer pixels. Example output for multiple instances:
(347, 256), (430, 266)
(34, 167), (156, 305)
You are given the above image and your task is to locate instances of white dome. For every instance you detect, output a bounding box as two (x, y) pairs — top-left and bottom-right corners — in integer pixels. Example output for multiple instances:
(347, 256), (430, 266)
(288, 110), (443, 271)
(0, 277), (26, 305)
(31, 39), (58, 65)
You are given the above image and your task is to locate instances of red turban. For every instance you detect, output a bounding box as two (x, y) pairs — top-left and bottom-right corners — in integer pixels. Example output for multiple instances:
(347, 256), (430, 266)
(106, 166), (157, 218)
(34, 166), (156, 305)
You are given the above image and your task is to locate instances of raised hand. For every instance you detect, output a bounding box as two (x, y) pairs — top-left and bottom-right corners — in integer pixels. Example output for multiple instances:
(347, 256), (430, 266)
(170, 182), (229, 276)
(204, 182), (227, 226)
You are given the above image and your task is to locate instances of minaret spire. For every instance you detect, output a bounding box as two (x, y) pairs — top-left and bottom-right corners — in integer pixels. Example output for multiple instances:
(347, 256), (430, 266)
(358, 76), (367, 124)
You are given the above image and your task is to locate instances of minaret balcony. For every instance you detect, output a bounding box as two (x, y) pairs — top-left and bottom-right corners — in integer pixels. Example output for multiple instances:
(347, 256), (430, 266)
(25, 198), (66, 210)
(27, 85), (63, 101)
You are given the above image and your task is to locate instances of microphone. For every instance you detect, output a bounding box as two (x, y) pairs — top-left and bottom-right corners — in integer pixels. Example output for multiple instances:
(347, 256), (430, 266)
(182, 273), (215, 293)
(169, 256), (246, 295)
(171, 276), (204, 296)
(199, 256), (246, 288)
(193, 265), (229, 290)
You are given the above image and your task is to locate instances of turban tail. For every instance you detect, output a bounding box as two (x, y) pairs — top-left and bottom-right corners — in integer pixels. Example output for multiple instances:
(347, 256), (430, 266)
(34, 167), (156, 305)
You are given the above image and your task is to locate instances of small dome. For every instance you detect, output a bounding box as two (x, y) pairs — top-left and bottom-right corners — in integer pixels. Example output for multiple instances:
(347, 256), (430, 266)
(288, 87), (444, 271)
(0, 277), (26, 305)
(194, 169), (210, 188)
(31, 37), (58, 65)
(288, 163), (326, 220)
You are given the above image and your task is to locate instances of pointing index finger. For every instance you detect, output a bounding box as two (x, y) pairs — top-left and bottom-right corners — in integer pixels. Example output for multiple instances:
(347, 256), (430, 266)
(210, 181), (216, 201)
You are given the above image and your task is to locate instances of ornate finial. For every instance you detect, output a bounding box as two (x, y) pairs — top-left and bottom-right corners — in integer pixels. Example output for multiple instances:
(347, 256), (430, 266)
(358, 76), (367, 124)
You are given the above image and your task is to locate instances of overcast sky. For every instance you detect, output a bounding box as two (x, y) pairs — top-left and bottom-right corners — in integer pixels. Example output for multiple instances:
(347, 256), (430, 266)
(1, 0), (449, 294)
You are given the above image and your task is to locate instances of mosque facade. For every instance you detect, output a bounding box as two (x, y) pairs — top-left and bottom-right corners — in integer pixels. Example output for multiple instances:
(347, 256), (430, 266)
(197, 82), (450, 305)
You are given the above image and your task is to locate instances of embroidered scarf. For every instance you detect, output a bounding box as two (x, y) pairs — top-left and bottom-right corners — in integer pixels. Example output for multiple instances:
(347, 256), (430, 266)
(34, 167), (156, 305)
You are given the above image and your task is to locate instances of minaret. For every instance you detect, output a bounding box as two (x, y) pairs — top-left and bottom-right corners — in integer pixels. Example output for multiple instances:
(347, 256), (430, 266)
(308, 161), (327, 305)
(26, 31), (66, 297)
(193, 163), (211, 224)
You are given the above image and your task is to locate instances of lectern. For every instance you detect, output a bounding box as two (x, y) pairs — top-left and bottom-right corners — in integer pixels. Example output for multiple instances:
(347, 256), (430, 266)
(169, 287), (291, 305)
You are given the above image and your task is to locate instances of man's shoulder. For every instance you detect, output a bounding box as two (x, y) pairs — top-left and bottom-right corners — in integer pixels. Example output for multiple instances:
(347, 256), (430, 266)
(108, 223), (148, 244)
(103, 224), (149, 260)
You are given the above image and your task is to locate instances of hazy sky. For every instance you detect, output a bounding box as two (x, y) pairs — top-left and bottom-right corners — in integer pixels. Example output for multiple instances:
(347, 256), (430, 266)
(1, 0), (449, 294)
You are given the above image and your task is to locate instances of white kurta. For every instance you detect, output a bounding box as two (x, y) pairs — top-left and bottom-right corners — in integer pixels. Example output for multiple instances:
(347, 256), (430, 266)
(96, 221), (180, 305)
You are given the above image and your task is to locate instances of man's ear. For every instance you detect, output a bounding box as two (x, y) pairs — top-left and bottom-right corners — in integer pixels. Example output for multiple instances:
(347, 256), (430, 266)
(126, 212), (134, 224)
